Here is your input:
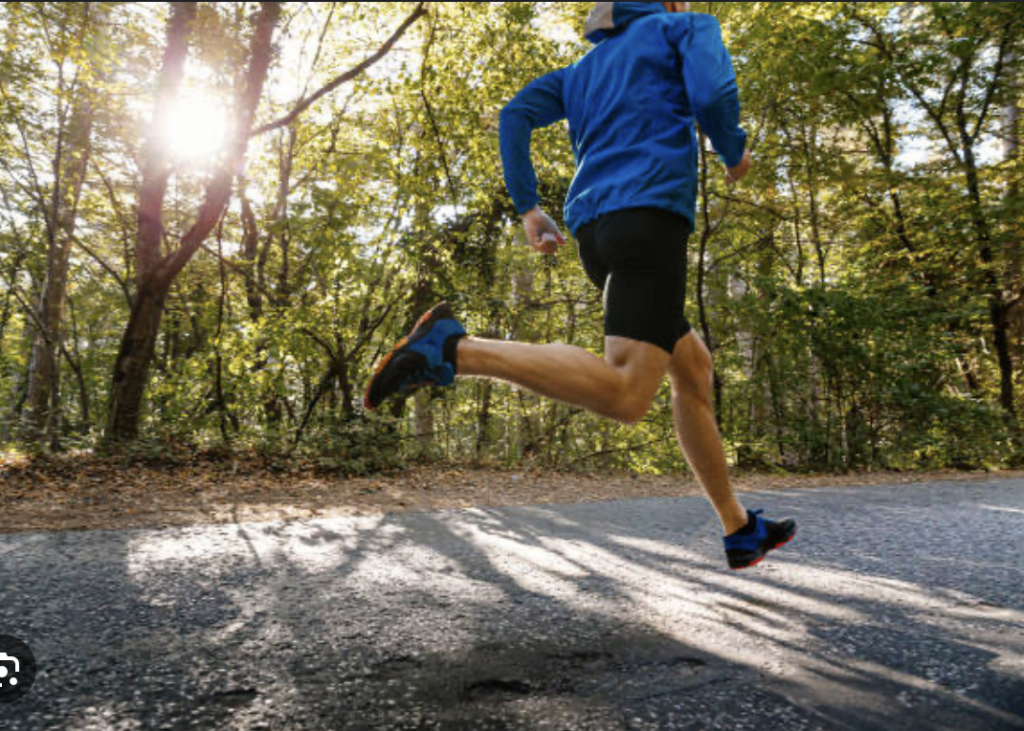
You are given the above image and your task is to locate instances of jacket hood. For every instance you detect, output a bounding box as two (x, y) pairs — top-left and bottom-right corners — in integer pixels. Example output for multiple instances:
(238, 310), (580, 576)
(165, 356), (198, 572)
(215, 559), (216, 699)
(584, 2), (667, 44)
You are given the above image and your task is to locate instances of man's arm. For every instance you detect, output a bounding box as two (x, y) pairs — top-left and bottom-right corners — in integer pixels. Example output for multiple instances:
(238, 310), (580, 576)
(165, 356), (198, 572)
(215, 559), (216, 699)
(499, 69), (568, 253)
(677, 15), (750, 179)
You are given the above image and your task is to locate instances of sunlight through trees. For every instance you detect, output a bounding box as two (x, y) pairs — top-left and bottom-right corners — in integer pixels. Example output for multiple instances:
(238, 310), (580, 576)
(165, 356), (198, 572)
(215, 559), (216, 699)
(1, 2), (1021, 472)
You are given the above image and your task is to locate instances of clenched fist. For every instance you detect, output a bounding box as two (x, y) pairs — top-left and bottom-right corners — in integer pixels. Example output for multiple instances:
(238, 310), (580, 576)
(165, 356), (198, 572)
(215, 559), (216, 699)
(521, 206), (566, 255)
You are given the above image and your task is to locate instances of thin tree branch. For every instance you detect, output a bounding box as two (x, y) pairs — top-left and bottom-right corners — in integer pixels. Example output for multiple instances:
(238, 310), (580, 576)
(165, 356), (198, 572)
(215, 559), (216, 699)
(90, 157), (134, 259)
(299, 327), (338, 361)
(10, 285), (79, 375)
(419, 10), (457, 201)
(301, 2), (338, 99)
(251, 2), (428, 136)
(708, 190), (792, 220)
(971, 28), (1013, 143)
(0, 80), (53, 237)
(853, 10), (964, 163)
(569, 437), (671, 466)
(67, 232), (132, 305)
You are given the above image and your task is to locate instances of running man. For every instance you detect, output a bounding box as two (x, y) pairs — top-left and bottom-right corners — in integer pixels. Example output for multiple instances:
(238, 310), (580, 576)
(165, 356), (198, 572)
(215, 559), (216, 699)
(365, 1), (795, 569)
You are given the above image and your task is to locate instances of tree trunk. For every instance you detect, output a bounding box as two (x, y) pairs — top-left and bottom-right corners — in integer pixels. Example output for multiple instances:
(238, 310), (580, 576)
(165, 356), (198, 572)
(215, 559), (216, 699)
(959, 107), (1016, 418)
(104, 1), (282, 443)
(413, 389), (434, 452)
(474, 248), (502, 462)
(511, 263), (541, 458)
(408, 188), (439, 452)
(1003, 53), (1022, 416)
(23, 4), (102, 446)
(803, 125), (827, 285)
(65, 298), (91, 432)
(103, 1), (195, 442)
(696, 132), (724, 421)
(3, 320), (33, 441)
(0, 271), (14, 358)
(475, 380), (493, 461)
(106, 279), (171, 441)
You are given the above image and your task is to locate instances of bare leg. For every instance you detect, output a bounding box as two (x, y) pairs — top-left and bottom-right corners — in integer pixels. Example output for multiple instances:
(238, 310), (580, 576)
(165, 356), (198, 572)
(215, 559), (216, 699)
(456, 329), (746, 534)
(669, 332), (748, 535)
(457, 335), (669, 424)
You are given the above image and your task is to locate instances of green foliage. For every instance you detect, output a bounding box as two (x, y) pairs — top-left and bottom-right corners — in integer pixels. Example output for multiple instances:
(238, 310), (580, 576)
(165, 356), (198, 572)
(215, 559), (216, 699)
(1, 2), (1021, 474)
(720, 281), (1013, 471)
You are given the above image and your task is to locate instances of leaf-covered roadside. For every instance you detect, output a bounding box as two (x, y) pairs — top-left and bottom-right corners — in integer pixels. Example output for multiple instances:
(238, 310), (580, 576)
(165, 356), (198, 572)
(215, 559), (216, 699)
(2, 452), (1020, 534)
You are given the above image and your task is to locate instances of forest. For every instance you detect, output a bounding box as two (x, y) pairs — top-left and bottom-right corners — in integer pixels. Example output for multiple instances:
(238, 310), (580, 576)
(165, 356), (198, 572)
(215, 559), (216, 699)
(1, 1), (1022, 475)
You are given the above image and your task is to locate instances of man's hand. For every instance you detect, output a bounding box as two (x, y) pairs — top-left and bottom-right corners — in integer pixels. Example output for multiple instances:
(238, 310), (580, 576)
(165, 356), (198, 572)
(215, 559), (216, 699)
(725, 149), (753, 185)
(521, 206), (566, 255)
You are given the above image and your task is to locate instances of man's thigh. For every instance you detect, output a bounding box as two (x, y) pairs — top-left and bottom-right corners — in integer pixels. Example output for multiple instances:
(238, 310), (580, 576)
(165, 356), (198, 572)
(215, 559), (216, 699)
(595, 208), (693, 354)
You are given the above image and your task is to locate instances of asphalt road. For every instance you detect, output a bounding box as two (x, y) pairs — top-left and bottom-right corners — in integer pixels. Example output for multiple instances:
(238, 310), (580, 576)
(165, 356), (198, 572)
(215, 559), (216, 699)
(1, 478), (1023, 730)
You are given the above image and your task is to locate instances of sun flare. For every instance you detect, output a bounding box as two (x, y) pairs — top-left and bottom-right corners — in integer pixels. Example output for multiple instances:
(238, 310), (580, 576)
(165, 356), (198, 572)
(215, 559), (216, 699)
(161, 89), (230, 165)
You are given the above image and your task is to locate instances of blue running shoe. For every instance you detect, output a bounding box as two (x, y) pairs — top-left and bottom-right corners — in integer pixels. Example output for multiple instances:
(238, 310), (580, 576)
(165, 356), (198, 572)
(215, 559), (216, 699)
(364, 302), (466, 410)
(723, 510), (796, 570)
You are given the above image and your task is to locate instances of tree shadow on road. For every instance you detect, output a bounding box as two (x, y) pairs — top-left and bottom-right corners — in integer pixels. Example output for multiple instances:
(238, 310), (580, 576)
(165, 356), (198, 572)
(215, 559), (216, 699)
(2, 480), (1022, 729)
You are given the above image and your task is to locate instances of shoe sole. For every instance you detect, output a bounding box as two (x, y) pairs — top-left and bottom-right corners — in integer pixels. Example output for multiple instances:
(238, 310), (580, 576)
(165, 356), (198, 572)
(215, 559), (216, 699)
(364, 302), (453, 411)
(728, 527), (797, 571)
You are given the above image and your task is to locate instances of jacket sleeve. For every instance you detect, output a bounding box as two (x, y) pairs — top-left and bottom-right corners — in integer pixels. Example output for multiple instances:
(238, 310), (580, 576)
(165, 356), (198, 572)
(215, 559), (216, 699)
(676, 15), (747, 168)
(499, 68), (567, 215)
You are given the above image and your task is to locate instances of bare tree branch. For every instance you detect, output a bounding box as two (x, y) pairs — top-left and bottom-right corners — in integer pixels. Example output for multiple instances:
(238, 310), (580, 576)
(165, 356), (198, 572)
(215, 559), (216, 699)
(419, 10), (457, 201)
(971, 26), (1014, 143)
(853, 9), (964, 163)
(299, 328), (338, 361)
(251, 2), (428, 136)
(301, 2), (339, 99)
(10, 285), (79, 374)
(68, 232), (132, 307)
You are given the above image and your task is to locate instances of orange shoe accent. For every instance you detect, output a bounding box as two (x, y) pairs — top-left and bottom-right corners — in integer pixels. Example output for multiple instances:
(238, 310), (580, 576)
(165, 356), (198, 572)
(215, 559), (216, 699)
(363, 303), (453, 411)
(771, 536), (794, 550)
(731, 532), (795, 570)
(364, 336), (410, 410)
(731, 554), (765, 570)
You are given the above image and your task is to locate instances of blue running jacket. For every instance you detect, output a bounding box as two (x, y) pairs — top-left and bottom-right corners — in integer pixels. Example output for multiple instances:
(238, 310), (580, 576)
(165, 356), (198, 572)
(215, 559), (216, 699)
(499, 2), (747, 235)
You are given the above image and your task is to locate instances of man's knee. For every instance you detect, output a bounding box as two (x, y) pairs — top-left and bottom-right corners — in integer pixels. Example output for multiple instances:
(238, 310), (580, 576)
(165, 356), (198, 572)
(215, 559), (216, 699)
(669, 333), (714, 397)
(603, 336), (670, 424)
(612, 393), (654, 425)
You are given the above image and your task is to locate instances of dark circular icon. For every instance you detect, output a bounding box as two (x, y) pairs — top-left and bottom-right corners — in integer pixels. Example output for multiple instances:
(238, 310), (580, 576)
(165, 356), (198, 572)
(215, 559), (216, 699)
(0, 635), (36, 703)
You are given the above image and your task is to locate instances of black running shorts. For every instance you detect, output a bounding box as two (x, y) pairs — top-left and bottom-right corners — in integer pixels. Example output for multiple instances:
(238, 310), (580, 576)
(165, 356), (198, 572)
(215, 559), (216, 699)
(576, 207), (692, 354)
